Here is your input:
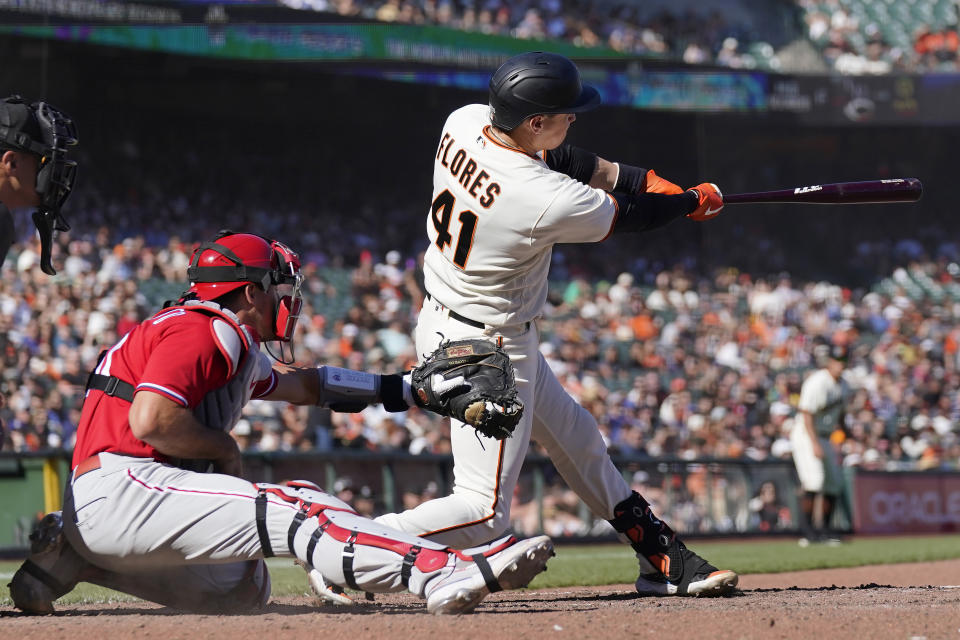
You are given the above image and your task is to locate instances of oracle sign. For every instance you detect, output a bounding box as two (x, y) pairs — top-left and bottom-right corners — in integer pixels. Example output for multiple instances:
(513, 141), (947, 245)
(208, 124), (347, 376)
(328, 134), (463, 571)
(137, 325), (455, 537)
(854, 471), (960, 534)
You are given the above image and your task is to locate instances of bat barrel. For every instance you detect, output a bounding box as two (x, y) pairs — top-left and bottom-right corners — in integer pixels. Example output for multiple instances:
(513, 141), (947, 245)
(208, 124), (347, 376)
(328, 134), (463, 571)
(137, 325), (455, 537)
(723, 178), (923, 205)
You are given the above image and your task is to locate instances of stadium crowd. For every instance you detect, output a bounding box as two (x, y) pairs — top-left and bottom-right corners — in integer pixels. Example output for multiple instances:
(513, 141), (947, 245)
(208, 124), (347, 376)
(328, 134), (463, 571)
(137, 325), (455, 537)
(278, 0), (960, 73)
(5, 216), (958, 534)
(797, 0), (960, 74)
(3, 212), (958, 474)
(283, 0), (780, 69)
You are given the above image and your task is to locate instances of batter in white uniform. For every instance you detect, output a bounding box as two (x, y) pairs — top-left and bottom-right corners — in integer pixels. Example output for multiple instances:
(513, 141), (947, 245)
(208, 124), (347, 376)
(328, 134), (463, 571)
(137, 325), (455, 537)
(375, 52), (736, 597)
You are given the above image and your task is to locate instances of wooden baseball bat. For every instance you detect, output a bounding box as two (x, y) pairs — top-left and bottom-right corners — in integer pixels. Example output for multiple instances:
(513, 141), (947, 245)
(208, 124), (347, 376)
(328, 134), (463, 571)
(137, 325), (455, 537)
(722, 178), (923, 205)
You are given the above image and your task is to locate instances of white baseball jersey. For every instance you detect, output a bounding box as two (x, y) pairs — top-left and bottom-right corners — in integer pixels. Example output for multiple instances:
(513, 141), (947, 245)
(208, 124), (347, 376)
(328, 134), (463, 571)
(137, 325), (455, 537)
(423, 104), (618, 326)
(797, 368), (847, 437)
(792, 367), (847, 494)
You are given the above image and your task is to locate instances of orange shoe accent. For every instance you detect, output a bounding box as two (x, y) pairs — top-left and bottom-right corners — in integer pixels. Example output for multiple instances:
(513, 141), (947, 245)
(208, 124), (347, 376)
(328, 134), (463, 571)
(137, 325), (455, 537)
(649, 553), (670, 576)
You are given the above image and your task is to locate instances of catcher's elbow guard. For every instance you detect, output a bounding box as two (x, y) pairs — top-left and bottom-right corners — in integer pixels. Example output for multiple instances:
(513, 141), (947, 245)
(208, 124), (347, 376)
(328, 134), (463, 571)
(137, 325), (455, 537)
(316, 366), (381, 412)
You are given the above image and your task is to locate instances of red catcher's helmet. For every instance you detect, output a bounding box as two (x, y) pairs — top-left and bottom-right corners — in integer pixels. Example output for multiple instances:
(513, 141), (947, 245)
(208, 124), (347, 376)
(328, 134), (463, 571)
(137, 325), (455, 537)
(187, 231), (303, 343)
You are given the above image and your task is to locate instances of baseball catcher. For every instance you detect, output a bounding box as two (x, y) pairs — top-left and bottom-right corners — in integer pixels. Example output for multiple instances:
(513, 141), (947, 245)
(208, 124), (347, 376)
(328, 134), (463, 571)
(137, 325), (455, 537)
(9, 230), (548, 616)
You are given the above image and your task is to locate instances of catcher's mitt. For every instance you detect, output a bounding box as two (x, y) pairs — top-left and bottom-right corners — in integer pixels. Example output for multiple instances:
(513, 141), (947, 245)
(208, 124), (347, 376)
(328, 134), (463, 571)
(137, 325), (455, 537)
(410, 338), (523, 440)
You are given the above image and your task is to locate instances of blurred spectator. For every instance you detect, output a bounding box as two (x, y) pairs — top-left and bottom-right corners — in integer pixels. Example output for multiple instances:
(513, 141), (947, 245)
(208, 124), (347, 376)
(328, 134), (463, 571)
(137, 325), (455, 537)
(747, 480), (791, 532)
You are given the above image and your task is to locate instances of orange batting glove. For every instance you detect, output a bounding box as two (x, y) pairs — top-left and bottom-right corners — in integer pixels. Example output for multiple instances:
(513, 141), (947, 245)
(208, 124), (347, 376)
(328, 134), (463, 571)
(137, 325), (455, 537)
(644, 169), (684, 195)
(686, 183), (723, 221)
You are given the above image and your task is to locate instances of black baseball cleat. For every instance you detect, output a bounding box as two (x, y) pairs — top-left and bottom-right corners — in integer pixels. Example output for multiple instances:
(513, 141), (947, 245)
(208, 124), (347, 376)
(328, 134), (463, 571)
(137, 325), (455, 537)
(8, 512), (89, 614)
(634, 540), (738, 597)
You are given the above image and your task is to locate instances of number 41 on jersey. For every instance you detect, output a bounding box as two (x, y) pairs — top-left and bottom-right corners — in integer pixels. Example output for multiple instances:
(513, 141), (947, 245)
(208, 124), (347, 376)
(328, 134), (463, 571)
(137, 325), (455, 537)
(431, 189), (477, 269)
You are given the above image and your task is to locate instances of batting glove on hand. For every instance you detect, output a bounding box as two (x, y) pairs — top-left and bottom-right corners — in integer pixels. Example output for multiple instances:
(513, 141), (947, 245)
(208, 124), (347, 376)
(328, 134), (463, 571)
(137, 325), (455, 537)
(410, 338), (523, 440)
(644, 169), (684, 195)
(686, 182), (723, 221)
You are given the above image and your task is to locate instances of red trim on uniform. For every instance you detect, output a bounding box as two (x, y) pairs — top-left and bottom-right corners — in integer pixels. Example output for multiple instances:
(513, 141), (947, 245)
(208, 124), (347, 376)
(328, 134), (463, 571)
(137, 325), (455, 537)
(450, 535), (517, 561)
(134, 383), (190, 406)
(254, 484), (360, 516)
(481, 126), (541, 160)
(284, 480), (322, 491)
(125, 469), (259, 499)
(420, 440), (506, 538)
(599, 192), (619, 242)
(252, 370), (278, 399)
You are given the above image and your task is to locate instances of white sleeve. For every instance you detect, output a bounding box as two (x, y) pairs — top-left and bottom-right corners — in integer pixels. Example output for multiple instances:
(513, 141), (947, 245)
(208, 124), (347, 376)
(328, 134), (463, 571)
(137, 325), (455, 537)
(798, 372), (826, 414)
(533, 175), (617, 244)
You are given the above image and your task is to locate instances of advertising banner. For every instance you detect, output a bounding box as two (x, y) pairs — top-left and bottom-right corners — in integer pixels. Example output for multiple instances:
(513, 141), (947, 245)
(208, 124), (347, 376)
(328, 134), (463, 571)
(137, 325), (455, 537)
(854, 471), (960, 534)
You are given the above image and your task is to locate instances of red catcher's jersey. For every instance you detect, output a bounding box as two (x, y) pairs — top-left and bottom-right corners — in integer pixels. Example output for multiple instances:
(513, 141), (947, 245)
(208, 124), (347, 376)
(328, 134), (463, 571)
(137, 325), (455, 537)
(71, 306), (277, 467)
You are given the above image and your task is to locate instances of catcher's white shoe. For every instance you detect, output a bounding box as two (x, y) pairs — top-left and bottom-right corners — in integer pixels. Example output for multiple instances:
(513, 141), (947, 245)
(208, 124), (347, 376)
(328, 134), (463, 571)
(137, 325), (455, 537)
(425, 535), (554, 615)
(9, 512), (90, 614)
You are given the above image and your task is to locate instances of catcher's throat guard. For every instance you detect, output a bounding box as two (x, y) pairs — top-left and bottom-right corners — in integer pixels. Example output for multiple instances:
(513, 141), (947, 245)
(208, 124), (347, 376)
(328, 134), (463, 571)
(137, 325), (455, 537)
(0, 96), (78, 275)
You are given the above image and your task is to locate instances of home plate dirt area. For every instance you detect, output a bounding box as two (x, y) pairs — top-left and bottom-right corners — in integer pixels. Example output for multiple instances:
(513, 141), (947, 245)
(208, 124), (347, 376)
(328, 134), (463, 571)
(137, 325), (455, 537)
(3, 559), (959, 640)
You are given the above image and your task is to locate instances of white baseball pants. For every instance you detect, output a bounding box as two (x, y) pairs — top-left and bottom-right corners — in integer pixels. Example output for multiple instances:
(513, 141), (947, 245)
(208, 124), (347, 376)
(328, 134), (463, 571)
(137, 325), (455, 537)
(790, 423), (843, 495)
(375, 298), (631, 547)
(62, 452), (464, 610)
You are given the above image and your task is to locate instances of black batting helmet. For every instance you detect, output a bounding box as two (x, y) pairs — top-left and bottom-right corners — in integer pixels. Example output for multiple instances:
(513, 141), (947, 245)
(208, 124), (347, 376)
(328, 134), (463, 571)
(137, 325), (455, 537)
(489, 52), (601, 131)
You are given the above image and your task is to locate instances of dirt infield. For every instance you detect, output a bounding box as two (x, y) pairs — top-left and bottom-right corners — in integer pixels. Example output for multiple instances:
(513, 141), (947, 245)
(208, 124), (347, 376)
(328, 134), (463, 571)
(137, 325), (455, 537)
(3, 559), (959, 640)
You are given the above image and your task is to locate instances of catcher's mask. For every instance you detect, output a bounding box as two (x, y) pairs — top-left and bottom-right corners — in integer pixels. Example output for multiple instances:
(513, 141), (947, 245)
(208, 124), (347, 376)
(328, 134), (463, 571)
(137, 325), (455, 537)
(187, 230), (303, 362)
(0, 95), (79, 275)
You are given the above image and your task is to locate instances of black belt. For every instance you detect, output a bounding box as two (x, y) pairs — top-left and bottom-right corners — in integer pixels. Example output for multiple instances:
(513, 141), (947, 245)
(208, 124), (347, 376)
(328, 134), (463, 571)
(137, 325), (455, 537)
(424, 292), (485, 329)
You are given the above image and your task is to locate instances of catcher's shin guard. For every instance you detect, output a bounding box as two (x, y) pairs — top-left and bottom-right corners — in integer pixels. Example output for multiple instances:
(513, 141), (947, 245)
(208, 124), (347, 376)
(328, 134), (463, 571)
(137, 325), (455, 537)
(257, 482), (451, 596)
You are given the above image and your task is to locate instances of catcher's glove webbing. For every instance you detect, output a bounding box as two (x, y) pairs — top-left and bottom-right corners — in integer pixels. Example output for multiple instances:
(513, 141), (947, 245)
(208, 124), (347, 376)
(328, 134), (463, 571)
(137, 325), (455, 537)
(410, 338), (523, 440)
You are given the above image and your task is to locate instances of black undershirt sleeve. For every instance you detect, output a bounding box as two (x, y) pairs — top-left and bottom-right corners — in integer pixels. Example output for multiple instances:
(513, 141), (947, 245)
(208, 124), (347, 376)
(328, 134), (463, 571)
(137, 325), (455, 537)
(610, 191), (699, 234)
(545, 143), (598, 184)
(614, 163), (648, 194)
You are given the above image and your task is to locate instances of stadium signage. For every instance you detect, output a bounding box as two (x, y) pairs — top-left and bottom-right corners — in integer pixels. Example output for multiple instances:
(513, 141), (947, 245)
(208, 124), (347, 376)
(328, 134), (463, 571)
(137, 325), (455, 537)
(0, 0), (179, 22)
(854, 471), (960, 533)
